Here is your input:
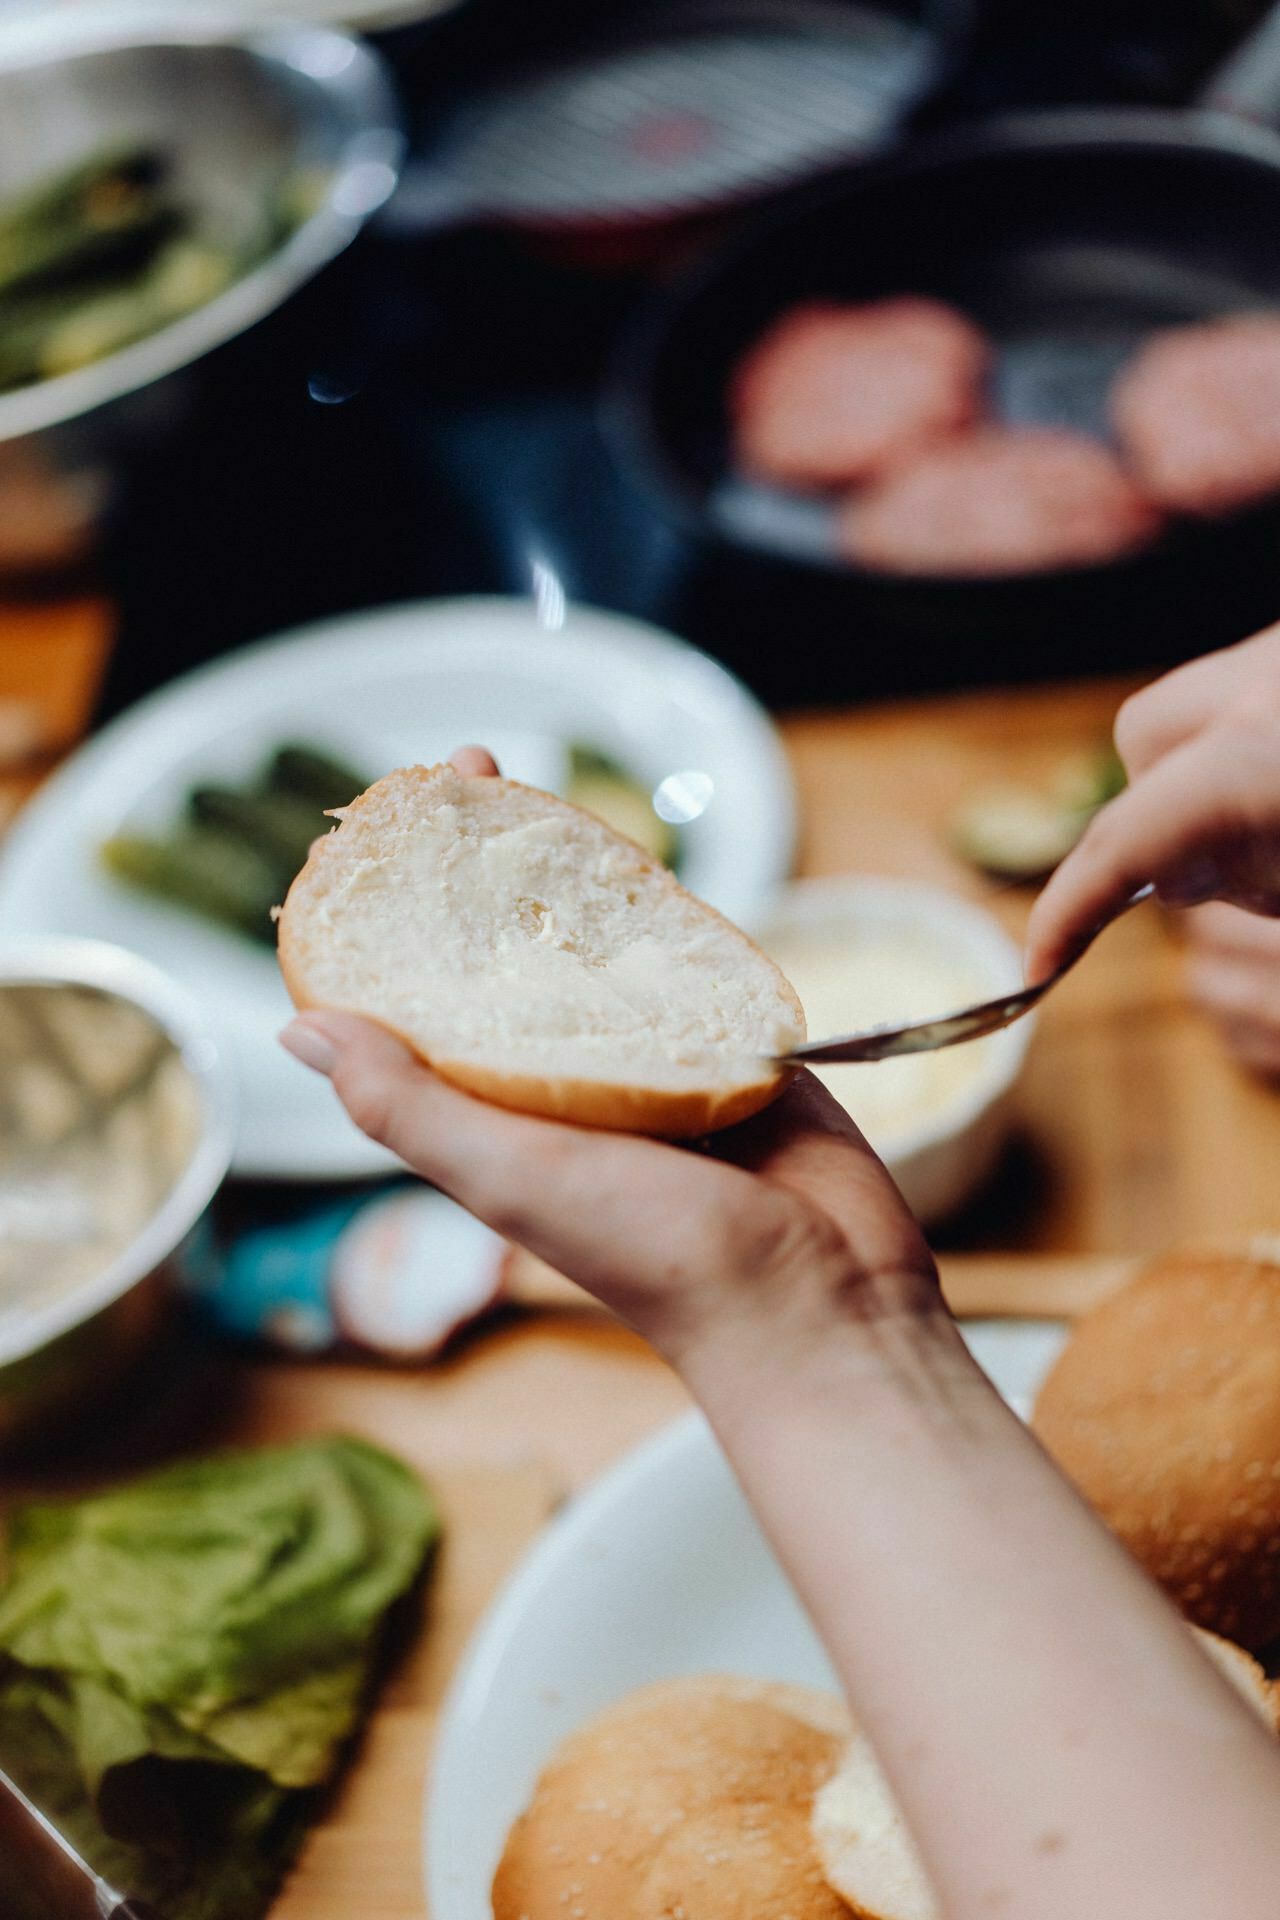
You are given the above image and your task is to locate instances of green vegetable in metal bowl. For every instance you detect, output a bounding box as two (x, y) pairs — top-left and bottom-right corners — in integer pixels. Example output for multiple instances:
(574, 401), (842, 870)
(0, 147), (170, 301)
(0, 1434), (438, 1920)
(0, 144), (304, 394)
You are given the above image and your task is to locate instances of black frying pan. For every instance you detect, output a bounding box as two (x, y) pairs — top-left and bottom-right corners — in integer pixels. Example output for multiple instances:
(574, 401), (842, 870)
(606, 6), (1280, 688)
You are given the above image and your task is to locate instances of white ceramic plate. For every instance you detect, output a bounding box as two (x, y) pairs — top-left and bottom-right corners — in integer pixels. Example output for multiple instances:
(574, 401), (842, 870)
(0, 598), (794, 1179)
(425, 1318), (1068, 1920)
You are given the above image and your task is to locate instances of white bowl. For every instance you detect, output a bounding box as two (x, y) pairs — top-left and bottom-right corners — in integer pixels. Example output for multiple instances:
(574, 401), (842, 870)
(752, 876), (1033, 1224)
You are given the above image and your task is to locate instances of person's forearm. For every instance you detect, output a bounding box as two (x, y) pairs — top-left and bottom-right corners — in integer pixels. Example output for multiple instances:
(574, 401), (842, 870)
(685, 1282), (1280, 1920)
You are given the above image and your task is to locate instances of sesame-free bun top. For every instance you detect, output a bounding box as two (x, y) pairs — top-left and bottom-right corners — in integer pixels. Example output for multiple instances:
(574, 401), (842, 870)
(278, 765), (804, 1138)
(1032, 1248), (1280, 1650)
(491, 1675), (851, 1920)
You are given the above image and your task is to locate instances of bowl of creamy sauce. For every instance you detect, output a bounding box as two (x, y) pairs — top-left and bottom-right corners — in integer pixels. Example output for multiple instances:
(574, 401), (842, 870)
(756, 877), (1033, 1223)
(0, 939), (234, 1441)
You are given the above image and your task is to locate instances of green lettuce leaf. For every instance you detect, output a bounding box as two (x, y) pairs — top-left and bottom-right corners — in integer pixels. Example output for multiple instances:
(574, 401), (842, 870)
(0, 1434), (438, 1920)
(0, 1434), (436, 1783)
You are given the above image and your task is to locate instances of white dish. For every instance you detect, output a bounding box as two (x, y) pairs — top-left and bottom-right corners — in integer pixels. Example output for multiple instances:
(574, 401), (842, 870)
(424, 1318), (1067, 1920)
(753, 876), (1035, 1224)
(0, 598), (795, 1180)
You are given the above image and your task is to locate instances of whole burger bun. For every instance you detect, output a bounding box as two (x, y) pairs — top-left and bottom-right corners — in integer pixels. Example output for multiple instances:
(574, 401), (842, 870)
(1032, 1249), (1280, 1650)
(492, 1675), (849, 1920)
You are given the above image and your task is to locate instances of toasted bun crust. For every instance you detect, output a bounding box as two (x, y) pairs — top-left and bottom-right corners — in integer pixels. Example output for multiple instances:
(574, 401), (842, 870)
(638, 1802), (853, 1920)
(278, 765), (802, 1138)
(491, 1676), (849, 1920)
(421, 1055), (794, 1138)
(1033, 1249), (1280, 1650)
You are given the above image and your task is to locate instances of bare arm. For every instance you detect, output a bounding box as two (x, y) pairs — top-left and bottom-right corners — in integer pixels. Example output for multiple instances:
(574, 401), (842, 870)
(280, 749), (1280, 1920)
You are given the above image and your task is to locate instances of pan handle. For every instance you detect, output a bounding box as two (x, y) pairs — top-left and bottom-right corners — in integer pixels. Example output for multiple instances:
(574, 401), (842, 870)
(1198, 0), (1280, 127)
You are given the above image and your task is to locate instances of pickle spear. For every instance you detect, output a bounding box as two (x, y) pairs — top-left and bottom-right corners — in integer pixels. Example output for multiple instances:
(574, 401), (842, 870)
(101, 829), (280, 942)
(187, 787), (329, 893)
(266, 745), (372, 811)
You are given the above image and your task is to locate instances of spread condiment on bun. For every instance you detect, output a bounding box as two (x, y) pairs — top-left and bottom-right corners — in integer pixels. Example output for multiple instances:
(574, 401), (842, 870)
(278, 765), (804, 1137)
(1033, 1248), (1280, 1650)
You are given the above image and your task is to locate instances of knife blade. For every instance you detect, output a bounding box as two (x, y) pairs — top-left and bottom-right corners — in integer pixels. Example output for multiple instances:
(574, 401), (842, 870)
(0, 1762), (162, 1920)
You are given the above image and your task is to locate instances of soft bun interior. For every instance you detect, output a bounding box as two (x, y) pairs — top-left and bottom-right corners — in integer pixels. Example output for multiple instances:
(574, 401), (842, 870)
(279, 766), (804, 1134)
(812, 1732), (937, 1920)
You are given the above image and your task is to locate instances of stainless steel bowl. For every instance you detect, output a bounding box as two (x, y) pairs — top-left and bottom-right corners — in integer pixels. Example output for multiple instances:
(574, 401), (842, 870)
(0, 2), (404, 571)
(0, 937), (235, 1446)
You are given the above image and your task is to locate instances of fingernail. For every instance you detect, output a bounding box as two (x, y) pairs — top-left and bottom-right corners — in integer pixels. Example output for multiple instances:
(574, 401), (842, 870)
(279, 1021), (336, 1076)
(1159, 859), (1223, 908)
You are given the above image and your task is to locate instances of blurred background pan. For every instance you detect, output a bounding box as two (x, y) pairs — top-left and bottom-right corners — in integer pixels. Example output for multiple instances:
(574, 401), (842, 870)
(607, 1), (1280, 695)
(384, 0), (969, 247)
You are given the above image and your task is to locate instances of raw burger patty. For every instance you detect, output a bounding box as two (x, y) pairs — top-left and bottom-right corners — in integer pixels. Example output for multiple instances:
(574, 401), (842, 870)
(730, 297), (989, 487)
(839, 427), (1162, 577)
(1111, 313), (1280, 515)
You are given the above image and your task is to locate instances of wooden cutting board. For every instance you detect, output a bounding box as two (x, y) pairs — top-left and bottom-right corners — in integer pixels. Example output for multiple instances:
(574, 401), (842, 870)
(506, 1242), (1143, 1323)
(938, 1250), (1138, 1319)
(272, 1460), (555, 1920)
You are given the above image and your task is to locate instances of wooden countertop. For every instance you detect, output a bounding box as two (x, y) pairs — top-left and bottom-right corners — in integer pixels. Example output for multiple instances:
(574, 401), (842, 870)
(4, 606), (1280, 1917)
